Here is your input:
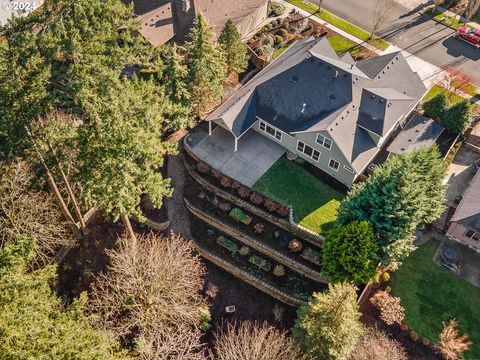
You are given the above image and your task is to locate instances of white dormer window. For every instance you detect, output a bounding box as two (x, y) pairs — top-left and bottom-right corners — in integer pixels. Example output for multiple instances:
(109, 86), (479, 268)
(316, 134), (332, 150)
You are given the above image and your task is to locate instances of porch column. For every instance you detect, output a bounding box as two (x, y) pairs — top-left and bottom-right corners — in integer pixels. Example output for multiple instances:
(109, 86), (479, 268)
(234, 137), (238, 152)
(208, 120), (212, 135)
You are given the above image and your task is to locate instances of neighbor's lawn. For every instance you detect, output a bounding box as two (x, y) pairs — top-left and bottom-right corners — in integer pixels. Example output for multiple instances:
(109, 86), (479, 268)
(286, 0), (389, 51)
(392, 239), (480, 359)
(253, 157), (345, 234)
(423, 85), (478, 112)
(424, 6), (474, 30)
(327, 35), (360, 55)
(272, 42), (295, 59)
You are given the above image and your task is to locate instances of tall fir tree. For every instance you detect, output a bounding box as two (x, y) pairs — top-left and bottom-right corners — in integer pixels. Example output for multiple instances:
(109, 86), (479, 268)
(292, 283), (364, 359)
(322, 221), (379, 284)
(77, 71), (177, 243)
(186, 14), (227, 116)
(219, 19), (249, 76)
(338, 146), (446, 266)
(0, 236), (126, 359)
(162, 44), (193, 131)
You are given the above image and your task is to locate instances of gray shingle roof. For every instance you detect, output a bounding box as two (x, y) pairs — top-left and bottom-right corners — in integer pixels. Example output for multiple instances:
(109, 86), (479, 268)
(387, 114), (444, 155)
(208, 36), (427, 172)
(451, 171), (480, 233)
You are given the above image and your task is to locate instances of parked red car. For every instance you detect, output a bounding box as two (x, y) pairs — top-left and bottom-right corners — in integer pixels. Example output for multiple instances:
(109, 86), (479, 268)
(456, 26), (480, 48)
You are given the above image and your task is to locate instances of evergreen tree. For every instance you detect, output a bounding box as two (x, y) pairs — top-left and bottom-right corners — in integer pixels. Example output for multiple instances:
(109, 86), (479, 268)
(162, 44), (193, 131)
(77, 72), (177, 242)
(322, 221), (379, 284)
(186, 14), (227, 116)
(338, 146), (446, 266)
(0, 237), (125, 359)
(292, 283), (364, 359)
(423, 92), (448, 121)
(441, 100), (471, 134)
(219, 19), (249, 75)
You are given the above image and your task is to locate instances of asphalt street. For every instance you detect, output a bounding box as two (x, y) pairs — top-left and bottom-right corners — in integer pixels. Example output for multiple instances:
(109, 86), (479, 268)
(321, 0), (480, 85)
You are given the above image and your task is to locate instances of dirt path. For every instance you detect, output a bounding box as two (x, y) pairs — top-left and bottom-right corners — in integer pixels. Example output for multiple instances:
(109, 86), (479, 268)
(166, 154), (192, 238)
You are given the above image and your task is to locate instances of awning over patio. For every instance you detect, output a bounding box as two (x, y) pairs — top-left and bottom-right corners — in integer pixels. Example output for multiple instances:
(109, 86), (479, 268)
(186, 125), (286, 187)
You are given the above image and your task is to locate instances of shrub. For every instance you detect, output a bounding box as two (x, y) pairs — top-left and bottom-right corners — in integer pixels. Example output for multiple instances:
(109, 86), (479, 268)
(400, 323), (409, 331)
(211, 168), (222, 179)
(268, 0), (286, 16)
(262, 34), (275, 47)
(409, 331), (419, 342)
(200, 307), (212, 331)
(197, 162), (210, 174)
(237, 186), (250, 199)
(422, 338), (430, 346)
(277, 205), (290, 218)
(229, 208), (248, 222)
(288, 239), (303, 253)
(220, 176), (232, 188)
(239, 246), (250, 256)
(370, 291), (405, 326)
(441, 100), (471, 134)
(253, 223), (265, 235)
(439, 319), (473, 360)
(382, 272), (390, 283)
(373, 272), (381, 285)
(278, 28), (288, 37)
(249, 191), (263, 205)
(385, 286), (392, 293)
(348, 326), (407, 360)
(231, 181), (241, 190)
(423, 92), (448, 120)
(274, 35), (283, 44)
(273, 265), (286, 277)
(265, 199), (279, 212)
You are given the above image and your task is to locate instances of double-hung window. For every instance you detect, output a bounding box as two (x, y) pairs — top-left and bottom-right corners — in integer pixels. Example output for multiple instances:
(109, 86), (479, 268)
(297, 141), (320, 162)
(464, 229), (480, 242)
(259, 121), (282, 141)
(328, 158), (340, 171)
(316, 134), (333, 150)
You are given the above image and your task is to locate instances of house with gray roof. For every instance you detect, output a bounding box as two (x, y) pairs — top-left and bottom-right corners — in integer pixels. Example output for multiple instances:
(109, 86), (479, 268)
(447, 170), (480, 252)
(206, 36), (427, 187)
(123, 0), (269, 46)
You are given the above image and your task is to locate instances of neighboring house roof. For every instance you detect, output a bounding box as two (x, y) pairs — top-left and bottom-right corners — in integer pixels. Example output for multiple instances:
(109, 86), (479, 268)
(135, 3), (175, 46)
(387, 114), (444, 155)
(208, 36), (426, 172)
(124, 0), (267, 45)
(451, 171), (480, 233)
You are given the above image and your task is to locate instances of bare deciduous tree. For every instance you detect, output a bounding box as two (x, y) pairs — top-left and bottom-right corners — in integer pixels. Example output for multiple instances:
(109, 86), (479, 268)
(0, 161), (74, 265)
(347, 326), (407, 360)
(89, 233), (208, 360)
(437, 66), (472, 98)
(438, 319), (473, 360)
(371, 0), (393, 38)
(465, 0), (480, 19)
(370, 290), (405, 326)
(210, 321), (306, 360)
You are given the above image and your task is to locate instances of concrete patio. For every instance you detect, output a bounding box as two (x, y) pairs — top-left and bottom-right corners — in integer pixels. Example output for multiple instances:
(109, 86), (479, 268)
(434, 235), (480, 288)
(186, 125), (286, 187)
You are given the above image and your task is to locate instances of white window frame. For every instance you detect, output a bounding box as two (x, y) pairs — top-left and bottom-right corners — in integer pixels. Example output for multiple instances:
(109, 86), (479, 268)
(344, 165), (355, 173)
(259, 121), (282, 141)
(464, 229), (480, 242)
(297, 140), (320, 162)
(316, 134), (333, 150)
(328, 158), (340, 172)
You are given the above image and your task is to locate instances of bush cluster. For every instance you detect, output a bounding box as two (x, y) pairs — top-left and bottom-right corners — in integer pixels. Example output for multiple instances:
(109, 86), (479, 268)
(423, 93), (471, 134)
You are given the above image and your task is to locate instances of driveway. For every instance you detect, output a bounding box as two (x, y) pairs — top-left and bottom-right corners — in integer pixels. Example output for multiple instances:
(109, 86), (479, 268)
(186, 125), (286, 187)
(444, 143), (480, 207)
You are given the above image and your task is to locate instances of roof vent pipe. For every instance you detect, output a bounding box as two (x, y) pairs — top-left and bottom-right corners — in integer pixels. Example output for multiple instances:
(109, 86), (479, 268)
(334, 71), (338, 79)
(301, 103), (307, 114)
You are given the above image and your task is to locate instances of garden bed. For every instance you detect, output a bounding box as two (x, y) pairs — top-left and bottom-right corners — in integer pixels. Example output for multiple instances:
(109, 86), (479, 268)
(190, 216), (325, 301)
(183, 184), (324, 273)
(247, 12), (375, 64)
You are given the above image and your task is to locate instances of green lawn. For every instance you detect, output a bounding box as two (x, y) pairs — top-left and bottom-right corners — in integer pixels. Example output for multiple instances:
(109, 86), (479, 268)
(423, 84), (478, 111)
(253, 157), (345, 234)
(272, 42), (295, 59)
(286, 0), (389, 51)
(424, 6), (474, 30)
(392, 240), (480, 359)
(327, 35), (361, 55)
